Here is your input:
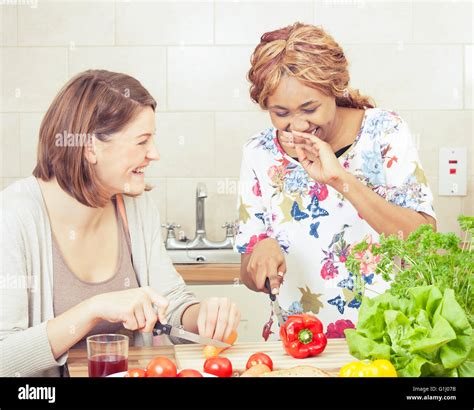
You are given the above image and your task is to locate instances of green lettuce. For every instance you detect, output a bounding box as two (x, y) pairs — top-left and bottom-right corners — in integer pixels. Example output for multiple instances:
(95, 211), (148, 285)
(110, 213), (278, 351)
(345, 285), (473, 377)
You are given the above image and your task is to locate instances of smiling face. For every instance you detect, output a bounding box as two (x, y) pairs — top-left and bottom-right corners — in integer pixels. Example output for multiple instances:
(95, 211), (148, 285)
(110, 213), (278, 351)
(90, 106), (159, 197)
(267, 75), (340, 144)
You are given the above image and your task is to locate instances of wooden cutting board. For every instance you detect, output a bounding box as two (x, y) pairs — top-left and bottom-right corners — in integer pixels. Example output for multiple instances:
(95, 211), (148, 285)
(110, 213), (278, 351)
(175, 339), (355, 377)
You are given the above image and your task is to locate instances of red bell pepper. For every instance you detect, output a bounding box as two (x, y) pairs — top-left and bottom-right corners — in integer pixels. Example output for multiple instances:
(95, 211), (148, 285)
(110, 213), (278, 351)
(279, 314), (327, 359)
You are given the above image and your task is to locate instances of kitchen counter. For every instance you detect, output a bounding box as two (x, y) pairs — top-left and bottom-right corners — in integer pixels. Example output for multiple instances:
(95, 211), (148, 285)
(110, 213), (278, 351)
(68, 339), (354, 377)
(175, 264), (240, 284)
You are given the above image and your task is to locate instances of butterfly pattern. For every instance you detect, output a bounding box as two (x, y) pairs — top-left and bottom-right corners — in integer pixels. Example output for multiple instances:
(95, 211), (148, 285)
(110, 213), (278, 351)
(309, 222), (320, 239)
(348, 298), (362, 309)
(254, 213), (265, 224)
(306, 195), (329, 219)
(363, 273), (375, 285)
(337, 273), (355, 291)
(328, 295), (346, 314)
(290, 201), (309, 221)
(235, 109), (436, 339)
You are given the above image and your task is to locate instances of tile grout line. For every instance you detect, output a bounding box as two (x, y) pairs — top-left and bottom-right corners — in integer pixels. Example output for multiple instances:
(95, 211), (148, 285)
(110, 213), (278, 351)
(16, 3), (19, 47)
(66, 43), (69, 78)
(2, 109), (473, 114)
(18, 111), (22, 178)
(1, 42), (473, 48)
(461, 44), (465, 110)
(165, 47), (168, 111)
(213, 112), (217, 179)
(114, 0), (117, 47)
(212, 0), (216, 45)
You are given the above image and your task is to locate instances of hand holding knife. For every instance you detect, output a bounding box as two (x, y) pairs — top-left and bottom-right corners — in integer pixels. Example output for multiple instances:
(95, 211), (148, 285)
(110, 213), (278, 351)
(265, 277), (285, 327)
(152, 303), (231, 348)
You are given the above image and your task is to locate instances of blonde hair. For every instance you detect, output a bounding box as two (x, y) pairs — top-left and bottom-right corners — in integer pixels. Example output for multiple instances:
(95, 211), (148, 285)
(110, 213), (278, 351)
(248, 22), (375, 110)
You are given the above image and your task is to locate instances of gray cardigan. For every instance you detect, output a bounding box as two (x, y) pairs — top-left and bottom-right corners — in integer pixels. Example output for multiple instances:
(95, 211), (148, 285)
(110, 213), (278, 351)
(0, 176), (199, 377)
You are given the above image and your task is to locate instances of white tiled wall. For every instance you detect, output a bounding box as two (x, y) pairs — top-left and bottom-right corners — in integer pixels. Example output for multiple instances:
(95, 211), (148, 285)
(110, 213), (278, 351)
(17, 1), (115, 46)
(1, 0), (472, 242)
(214, 1), (313, 45)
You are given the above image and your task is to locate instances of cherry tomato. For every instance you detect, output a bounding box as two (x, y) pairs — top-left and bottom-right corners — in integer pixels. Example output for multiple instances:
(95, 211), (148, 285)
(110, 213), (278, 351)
(177, 369), (203, 378)
(124, 368), (147, 377)
(146, 357), (177, 377)
(203, 357), (233, 378)
(246, 352), (273, 371)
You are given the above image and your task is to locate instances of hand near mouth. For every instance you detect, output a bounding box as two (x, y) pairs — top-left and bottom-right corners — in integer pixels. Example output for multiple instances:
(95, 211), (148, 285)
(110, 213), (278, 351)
(282, 130), (347, 187)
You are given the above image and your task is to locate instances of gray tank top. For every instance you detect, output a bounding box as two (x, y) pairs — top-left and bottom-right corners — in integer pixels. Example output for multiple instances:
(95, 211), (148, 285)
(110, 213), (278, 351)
(52, 197), (139, 349)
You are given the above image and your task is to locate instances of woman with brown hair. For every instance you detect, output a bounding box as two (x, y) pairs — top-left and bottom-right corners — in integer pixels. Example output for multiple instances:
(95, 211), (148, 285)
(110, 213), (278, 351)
(236, 23), (437, 340)
(0, 70), (240, 377)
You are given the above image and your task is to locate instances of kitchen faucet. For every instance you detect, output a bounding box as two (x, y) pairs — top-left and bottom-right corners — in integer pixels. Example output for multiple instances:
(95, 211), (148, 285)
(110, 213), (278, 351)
(162, 182), (235, 250)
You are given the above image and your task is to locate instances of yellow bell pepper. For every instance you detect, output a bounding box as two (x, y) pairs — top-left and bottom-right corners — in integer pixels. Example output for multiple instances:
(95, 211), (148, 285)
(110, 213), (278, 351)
(339, 359), (398, 377)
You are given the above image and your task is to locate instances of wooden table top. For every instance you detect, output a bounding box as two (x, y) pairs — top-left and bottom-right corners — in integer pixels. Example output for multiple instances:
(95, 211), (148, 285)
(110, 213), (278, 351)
(68, 339), (354, 377)
(175, 339), (353, 377)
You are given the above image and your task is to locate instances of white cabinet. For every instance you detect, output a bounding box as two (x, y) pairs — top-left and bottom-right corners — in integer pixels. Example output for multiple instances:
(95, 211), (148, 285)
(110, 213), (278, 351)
(186, 284), (270, 343)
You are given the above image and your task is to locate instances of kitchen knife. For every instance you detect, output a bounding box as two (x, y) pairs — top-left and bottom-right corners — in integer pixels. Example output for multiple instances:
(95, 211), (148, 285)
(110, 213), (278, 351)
(153, 323), (231, 348)
(265, 277), (285, 327)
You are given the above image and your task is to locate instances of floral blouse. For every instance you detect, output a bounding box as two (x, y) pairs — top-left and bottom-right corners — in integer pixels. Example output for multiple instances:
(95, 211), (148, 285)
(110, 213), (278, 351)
(234, 108), (437, 340)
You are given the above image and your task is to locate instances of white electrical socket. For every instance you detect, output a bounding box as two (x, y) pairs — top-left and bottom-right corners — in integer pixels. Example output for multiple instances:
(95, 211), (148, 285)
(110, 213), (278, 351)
(438, 148), (467, 196)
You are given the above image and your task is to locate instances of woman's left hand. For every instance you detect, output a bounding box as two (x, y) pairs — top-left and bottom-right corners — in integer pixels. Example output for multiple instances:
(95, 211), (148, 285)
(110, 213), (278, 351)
(283, 130), (347, 187)
(197, 297), (241, 341)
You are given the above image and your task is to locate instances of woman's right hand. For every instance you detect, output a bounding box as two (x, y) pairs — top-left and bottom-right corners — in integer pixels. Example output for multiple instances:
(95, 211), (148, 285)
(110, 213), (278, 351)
(89, 287), (169, 333)
(246, 238), (286, 295)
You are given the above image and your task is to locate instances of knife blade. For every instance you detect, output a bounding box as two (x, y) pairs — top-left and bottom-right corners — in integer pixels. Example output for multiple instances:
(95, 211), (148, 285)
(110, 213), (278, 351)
(153, 323), (231, 348)
(265, 277), (285, 327)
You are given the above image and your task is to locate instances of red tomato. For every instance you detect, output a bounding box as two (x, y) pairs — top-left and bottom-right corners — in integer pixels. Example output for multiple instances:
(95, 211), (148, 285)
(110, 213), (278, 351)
(146, 357), (177, 377)
(177, 369), (203, 378)
(246, 352), (273, 371)
(124, 368), (147, 377)
(203, 357), (233, 378)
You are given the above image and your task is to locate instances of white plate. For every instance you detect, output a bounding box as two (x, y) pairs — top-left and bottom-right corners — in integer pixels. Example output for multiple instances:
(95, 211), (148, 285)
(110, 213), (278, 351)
(107, 370), (216, 377)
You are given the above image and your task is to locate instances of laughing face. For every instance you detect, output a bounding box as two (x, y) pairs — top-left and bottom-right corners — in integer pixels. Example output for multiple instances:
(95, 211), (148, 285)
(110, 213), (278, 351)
(267, 75), (341, 149)
(91, 106), (159, 197)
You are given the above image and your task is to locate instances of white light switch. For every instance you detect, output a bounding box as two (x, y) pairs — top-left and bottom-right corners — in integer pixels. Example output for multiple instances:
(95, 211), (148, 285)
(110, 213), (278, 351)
(438, 148), (467, 196)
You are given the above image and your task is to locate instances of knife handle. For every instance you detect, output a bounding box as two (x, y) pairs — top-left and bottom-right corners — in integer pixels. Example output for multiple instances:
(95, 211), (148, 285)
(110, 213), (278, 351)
(153, 323), (172, 336)
(264, 277), (276, 302)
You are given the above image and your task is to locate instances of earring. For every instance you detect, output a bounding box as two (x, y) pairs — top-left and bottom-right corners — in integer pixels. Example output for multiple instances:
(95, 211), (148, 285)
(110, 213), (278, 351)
(343, 88), (349, 98)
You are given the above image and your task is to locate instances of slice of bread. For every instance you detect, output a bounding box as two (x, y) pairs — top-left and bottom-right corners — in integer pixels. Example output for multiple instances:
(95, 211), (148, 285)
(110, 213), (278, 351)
(259, 365), (331, 377)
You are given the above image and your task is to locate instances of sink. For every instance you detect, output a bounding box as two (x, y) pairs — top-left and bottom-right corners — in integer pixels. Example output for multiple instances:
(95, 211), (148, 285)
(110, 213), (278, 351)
(167, 249), (240, 264)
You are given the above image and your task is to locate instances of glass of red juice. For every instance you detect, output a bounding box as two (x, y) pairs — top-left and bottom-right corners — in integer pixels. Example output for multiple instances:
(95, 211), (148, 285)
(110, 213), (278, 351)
(87, 334), (129, 377)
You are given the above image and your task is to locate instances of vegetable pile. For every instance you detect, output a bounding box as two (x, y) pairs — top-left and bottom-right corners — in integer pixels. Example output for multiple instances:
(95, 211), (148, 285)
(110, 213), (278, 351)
(343, 215), (473, 377)
(125, 357), (188, 378)
(345, 216), (473, 326)
(344, 285), (473, 377)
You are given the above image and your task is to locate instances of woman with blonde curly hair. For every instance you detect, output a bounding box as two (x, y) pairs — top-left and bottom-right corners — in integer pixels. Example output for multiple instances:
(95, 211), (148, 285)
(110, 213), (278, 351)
(235, 23), (437, 340)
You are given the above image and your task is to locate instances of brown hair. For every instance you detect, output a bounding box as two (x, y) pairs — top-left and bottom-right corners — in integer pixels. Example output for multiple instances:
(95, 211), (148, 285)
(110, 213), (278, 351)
(248, 22), (376, 110)
(33, 69), (157, 208)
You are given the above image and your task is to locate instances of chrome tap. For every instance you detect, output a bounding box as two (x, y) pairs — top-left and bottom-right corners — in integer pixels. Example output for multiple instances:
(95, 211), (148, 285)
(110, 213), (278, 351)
(187, 183), (215, 249)
(206, 222), (236, 249)
(163, 182), (236, 250)
(161, 223), (188, 250)
(195, 182), (207, 235)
